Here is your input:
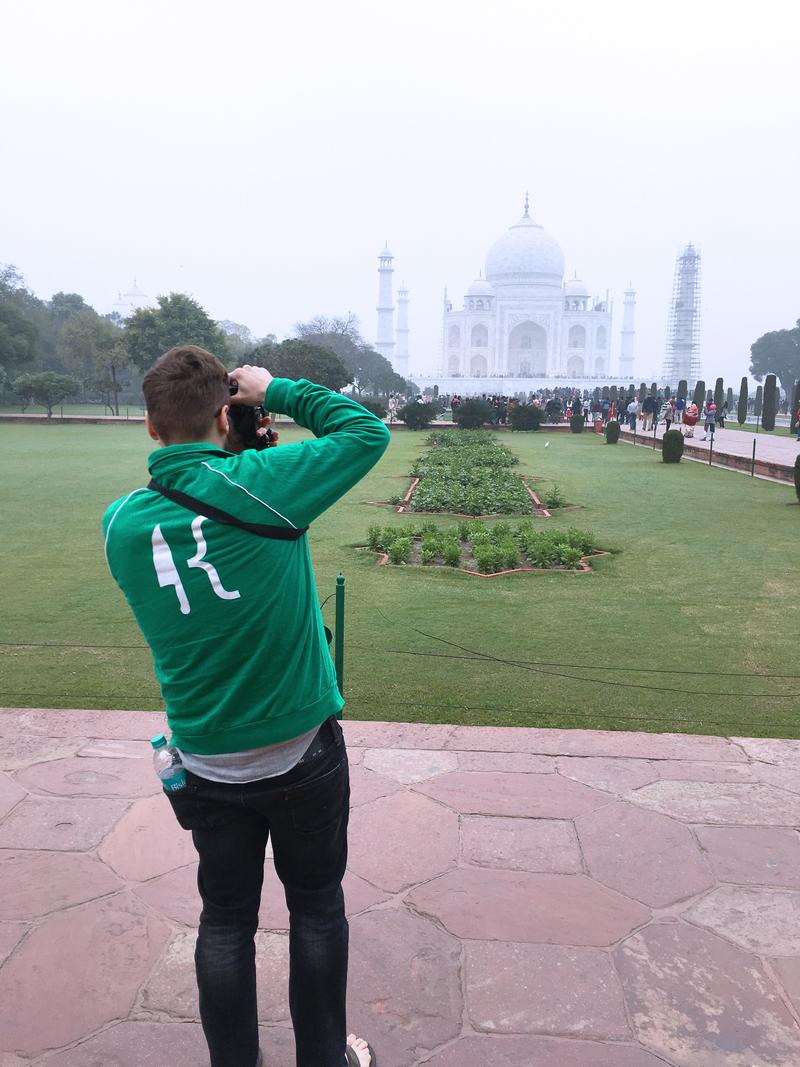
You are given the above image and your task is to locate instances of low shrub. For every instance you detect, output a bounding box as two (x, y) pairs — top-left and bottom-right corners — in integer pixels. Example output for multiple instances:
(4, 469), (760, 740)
(569, 414), (585, 434)
(387, 537), (413, 565)
(544, 484), (566, 508)
(398, 402), (436, 430)
(355, 397), (387, 419)
(442, 541), (461, 567)
(453, 399), (495, 430)
(662, 429), (684, 464)
(605, 419), (620, 444)
(509, 404), (545, 431)
(367, 525), (383, 550)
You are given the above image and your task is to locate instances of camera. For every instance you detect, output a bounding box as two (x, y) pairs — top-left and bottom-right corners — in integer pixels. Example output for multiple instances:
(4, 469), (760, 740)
(227, 379), (275, 452)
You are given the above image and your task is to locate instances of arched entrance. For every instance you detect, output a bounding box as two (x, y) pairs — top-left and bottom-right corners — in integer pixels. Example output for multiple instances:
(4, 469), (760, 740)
(507, 321), (547, 375)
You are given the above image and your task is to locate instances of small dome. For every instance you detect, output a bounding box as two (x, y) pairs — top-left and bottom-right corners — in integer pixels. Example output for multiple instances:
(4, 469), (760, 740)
(485, 207), (565, 286)
(466, 276), (493, 297)
(564, 277), (589, 297)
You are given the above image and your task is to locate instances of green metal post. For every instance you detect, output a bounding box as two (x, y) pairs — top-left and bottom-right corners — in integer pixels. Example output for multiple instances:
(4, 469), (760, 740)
(334, 574), (345, 699)
(751, 438), (756, 477)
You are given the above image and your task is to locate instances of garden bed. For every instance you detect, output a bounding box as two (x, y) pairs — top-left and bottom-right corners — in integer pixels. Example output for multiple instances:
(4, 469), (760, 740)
(388, 429), (542, 516)
(365, 520), (606, 576)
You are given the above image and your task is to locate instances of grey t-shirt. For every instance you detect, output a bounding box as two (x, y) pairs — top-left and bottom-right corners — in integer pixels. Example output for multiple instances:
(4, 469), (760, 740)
(179, 724), (321, 784)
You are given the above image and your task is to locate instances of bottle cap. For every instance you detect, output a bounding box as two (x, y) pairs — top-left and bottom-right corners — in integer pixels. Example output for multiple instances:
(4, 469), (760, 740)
(150, 734), (167, 749)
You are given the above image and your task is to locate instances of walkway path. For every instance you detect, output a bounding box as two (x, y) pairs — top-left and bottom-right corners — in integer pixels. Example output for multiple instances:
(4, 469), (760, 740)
(2, 709), (800, 1066)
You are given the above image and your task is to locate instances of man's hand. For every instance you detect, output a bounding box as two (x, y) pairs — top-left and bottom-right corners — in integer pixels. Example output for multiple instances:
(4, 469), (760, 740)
(229, 364), (273, 406)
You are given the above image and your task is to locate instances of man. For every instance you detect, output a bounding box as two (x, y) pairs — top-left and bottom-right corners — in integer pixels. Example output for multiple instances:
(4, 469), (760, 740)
(701, 399), (717, 441)
(641, 393), (656, 432)
(103, 346), (387, 1067)
(626, 396), (640, 431)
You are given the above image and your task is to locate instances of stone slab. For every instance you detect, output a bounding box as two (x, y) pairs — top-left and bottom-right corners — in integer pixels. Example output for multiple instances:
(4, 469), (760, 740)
(42, 1021), (211, 1067)
(141, 928), (291, 1023)
(348, 764), (403, 807)
(423, 1035), (674, 1066)
(408, 868), (650, 945)
(556, 757), (660, 793)
(576, 801), (714, 907)
(133, 863), (200, 926)
(626, 779), (800, 825)
(342, 720), (457, 750)
(732, 736), (800, 767)
(694, 825), (800, 888)
(754, 762), (800, 795)
(0, 849), (123, 919)
(0, 773), (25, 821)
(457, 751), (557, 772)
(0, 794), (129, 851)
(462, 815), (583, 874)
(415, 770), (612, 818)
(15, 754), (159, 798)
(0, 892), (170, 1057)
(0, 921), (27, 966)
(347, 907), (462, 1067)
(0, 708), (163, 739)
(98, 792), (197, 880)
(348, 791), (458, 892)
(77, 738), (150, 759)
(443, 726), (747, 761)
(465, 941), (630, 1039)
(361, 747), (459, 783)
(770, 956), (800, 1015)
(656, 759), (760, 783)
(0, 735), (82, 770)
(684, 885), (800, 955)
(615, 920), (800, 1067)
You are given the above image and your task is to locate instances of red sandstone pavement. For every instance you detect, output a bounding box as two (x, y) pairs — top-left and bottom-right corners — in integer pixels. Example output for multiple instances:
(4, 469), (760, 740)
(2, 711), (800, 1066)
(619, 422), (799, 471)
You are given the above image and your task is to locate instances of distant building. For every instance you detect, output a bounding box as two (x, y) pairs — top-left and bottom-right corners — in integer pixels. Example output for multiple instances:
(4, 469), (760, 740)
(379, 196), (635, 391)
(112, 279), (153, 320)
(662, 244), (702, 384)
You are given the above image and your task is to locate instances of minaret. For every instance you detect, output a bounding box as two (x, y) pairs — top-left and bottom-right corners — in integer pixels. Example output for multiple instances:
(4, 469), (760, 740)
(619, 285), (636, 381)
(395, 283), (410, 378)
(375, 243), (395, 364)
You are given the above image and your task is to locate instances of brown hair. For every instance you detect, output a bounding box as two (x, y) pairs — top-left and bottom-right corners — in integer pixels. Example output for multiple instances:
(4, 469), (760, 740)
(143, 345), (229, 444)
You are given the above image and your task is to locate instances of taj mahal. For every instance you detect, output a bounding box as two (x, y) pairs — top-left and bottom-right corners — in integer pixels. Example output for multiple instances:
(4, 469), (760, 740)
(375, 196), (637, 392)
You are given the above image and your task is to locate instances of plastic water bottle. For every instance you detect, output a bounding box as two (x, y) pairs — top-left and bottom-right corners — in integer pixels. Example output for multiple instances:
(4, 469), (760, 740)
(151, 734), (187, 793)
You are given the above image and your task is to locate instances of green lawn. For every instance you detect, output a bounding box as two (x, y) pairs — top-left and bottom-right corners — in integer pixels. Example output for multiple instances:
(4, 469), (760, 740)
(1, 423), (798, 737)
(0, 402), (146, 417)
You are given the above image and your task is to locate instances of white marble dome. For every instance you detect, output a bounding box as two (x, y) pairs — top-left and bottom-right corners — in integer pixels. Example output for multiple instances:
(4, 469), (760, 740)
(564, 276), (589, 296)
(466, 276), (494, 297)
(485, 210), (565, 286)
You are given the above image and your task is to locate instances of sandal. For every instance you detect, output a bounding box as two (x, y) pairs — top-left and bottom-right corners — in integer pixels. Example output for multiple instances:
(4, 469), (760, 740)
(346, 1041), (377, 1066)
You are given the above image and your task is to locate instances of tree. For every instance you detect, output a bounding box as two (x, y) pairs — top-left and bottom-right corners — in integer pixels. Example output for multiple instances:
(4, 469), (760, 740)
(714, 377), (724, 409)
(754, 384), (763, 419)
(726, 386), (733, 412)
(790, 381), (800, 434)
(692, 380), (706, 408)
(762, 373), (777, 431)
(57, 310), (124, 406)
(639, 381), (647, 399)
(664, 385), (671, 399)
(50, 292), (91, 323)
(0, 299), (37, 372)
(251, 339), (351, 392)
(737, 377), (748, 424)
(293, 313), (407, 398)
(677, 379), (688, 401)
(750, 320), (800, 397)
(122, 293), (230, 372)
(14, 371), (79, 417)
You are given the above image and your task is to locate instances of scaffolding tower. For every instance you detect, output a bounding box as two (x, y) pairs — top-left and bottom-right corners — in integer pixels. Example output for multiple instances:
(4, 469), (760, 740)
(663, 243), (702, 383)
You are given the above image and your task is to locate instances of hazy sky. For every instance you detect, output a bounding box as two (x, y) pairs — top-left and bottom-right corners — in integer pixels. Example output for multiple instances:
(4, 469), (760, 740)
(1, 0), (797, 384)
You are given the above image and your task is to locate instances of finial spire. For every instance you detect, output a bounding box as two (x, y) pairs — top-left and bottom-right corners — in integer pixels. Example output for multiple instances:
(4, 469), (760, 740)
(523, 191), (530, 217)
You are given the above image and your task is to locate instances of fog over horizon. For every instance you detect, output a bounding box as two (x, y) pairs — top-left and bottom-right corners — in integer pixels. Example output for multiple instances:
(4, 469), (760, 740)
(1, 0), (797, 386)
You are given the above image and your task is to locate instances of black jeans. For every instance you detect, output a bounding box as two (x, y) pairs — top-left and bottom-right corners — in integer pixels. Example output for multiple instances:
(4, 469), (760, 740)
(167, 716), (350, 1067)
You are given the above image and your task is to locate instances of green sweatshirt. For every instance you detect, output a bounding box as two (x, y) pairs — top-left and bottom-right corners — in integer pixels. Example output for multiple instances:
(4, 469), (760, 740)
(102, 378), (390, 754)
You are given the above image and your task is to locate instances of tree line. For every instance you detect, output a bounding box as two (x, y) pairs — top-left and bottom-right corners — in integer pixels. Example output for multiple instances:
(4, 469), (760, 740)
(0, 264), (413, 416)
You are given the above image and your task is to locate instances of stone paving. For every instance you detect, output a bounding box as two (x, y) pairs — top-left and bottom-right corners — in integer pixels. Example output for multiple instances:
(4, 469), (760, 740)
(2, 710), (800, 1066)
